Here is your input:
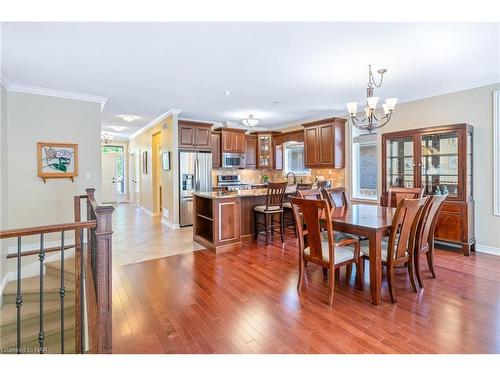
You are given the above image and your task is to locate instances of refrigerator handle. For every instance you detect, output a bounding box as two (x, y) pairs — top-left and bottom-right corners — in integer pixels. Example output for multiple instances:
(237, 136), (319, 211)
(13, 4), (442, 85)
(194, 154), (200, 191)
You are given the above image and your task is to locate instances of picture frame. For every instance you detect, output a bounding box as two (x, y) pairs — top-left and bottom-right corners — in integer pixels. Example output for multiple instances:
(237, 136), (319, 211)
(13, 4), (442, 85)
(161, 151), (171, 171)
(37, 142), (78, 183)
(142, 151), (148, 174)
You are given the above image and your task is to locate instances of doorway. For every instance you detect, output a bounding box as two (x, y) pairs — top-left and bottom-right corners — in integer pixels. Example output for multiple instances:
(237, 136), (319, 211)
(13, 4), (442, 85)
(152, 132), (162, 215)
(102, 153), (117, 203)
(131, 149), (141, 205)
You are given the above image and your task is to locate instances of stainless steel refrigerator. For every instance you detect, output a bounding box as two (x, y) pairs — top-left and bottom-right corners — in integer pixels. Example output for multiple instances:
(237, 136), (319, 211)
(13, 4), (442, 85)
(179, 151), (212, 226)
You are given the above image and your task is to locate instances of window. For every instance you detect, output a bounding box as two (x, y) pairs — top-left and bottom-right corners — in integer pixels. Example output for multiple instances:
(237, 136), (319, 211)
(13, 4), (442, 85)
(284, 142), (310, 175)
(101, 145), (126, 195)
(352, 129), (378, 200)
(494, 90), (500, 216)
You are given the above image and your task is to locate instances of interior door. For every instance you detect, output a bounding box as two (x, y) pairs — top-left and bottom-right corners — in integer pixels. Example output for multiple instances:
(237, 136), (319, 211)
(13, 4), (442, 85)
(102, 153), (117, 203)
(133, 150), (141, 205)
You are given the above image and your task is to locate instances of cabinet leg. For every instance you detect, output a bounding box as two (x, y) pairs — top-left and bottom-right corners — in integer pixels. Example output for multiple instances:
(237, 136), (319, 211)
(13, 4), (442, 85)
(462, 243), (471, 256)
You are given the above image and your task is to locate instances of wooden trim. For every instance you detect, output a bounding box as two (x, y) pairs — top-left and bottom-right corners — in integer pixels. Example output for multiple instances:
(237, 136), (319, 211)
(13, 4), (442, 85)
(301, 117), (346, 128)
(0, 221), (96, 239)
(179, 119), (213, 128)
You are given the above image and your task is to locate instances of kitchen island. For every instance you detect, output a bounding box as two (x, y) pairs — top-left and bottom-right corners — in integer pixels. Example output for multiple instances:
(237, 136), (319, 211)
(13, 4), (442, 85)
(193, 187), (296, 252)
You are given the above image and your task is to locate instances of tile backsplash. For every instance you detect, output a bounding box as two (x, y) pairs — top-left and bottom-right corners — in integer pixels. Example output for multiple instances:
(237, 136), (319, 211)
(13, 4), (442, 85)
(212, 168), (345, 187)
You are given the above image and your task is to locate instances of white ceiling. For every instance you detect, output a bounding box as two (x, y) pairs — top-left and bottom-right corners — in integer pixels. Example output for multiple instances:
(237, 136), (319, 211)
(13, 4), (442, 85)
(2, 22), (499, 138)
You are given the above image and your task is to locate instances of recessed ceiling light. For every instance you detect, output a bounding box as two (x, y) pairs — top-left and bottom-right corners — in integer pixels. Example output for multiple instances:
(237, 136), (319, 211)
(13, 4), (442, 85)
(111, 126), (127, 132)
(224, 91), (231, 96)
(118, 114), (139, 122)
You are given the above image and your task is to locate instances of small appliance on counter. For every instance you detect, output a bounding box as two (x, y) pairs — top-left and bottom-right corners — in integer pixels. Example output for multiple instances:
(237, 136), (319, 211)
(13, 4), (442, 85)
(217, 175), (252, 191)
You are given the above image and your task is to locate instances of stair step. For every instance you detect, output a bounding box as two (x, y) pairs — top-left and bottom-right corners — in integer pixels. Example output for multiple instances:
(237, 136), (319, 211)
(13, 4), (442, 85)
(0, 300), (75, 338)
(2, 274), (75, 304)
(1, 329), (76, 354)
(0, 306), (75, 348)
(46, 258), (76, 283)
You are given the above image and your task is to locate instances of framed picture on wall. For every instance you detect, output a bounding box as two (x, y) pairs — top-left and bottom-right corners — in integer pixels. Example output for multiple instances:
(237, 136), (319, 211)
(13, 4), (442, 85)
(161, 151), (170, 171)
(37, 142), (78, 183)
(142, 151), (148, 174)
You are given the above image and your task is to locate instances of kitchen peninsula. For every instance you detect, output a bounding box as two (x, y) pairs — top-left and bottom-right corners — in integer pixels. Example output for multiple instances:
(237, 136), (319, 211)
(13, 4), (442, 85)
(193, 187), (295, 252)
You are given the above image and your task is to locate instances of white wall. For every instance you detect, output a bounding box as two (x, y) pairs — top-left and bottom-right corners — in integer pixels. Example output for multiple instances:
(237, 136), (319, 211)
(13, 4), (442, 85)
(1, 90), (102, 281)
(0, 84), (8, 287)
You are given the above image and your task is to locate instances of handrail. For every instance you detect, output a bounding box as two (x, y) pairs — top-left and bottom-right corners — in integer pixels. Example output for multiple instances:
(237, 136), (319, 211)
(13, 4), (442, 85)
(6, 244), (76, 259)
(0, 221), (97, 239)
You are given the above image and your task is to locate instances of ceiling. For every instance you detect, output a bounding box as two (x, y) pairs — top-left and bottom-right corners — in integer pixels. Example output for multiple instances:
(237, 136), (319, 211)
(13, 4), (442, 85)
(2, 22), (499, 138)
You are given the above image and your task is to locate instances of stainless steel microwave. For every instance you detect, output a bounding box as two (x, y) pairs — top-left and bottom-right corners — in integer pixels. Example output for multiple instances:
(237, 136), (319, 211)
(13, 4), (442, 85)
(222, 153), (245, 168)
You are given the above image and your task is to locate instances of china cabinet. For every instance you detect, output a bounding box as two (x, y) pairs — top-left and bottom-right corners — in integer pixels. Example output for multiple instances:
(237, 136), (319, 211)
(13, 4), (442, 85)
(381, 123), (474, 255)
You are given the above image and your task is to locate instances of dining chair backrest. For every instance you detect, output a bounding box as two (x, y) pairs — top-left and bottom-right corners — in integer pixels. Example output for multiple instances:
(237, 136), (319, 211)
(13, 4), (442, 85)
(265, 182), (288, 210)
(297, 189), (322, 200)
(414, 194), (447, 252)
(387, 197), (428, 262)
(290, 196), (334, 265)
(388, 187), (424, 208)
(321, 187), (348, 209)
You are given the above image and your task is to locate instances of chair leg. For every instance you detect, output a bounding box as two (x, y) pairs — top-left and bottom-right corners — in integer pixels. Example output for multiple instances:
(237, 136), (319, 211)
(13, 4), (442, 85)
(280, 212), (284, 243)
(408, 257), (418, 293)
(328, 266), (335, 306)
(335, 268), (340, 281)
(387, 265), (397, 303)
(322, 267), (328, 279)
(415, 251), (424, 288)
(355, 258), (364, 290)
(346, 264), (352, 283)
(426, 250), (436, 278)
(264, 213), (269, 246)
(297, 255), (304, 291)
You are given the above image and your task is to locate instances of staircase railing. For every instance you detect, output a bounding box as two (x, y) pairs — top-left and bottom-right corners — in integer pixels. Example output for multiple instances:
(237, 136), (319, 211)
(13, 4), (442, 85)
(0, 188), (114, 354)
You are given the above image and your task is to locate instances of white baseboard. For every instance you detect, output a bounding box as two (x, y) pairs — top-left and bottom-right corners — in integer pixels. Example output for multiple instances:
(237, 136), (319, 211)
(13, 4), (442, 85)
(161, 218), (180, 229)
(475, 244), (500, 256)
(137, 205), (154, 217)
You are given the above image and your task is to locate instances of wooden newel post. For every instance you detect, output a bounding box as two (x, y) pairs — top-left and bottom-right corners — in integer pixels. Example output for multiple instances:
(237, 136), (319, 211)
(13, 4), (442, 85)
(85, 188), (114, 353)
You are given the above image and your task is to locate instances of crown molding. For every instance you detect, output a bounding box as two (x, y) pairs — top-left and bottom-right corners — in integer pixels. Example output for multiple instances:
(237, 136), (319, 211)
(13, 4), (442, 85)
(5, 83), (108, 111)
(128, 108), (184, 140)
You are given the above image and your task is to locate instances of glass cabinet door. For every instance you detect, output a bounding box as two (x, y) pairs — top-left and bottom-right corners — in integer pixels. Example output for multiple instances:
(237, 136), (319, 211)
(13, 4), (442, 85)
(258, 135), (271, 167)
(386, 137), (415, 189)
(420, 131), (459, 198)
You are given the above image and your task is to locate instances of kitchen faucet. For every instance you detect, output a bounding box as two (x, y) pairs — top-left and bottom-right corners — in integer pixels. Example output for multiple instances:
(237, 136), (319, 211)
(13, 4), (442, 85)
(286, 171), (296, 185)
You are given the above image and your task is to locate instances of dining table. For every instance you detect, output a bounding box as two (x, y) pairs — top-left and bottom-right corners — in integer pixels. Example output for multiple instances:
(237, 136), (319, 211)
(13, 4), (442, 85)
(326, 203), (395, 306)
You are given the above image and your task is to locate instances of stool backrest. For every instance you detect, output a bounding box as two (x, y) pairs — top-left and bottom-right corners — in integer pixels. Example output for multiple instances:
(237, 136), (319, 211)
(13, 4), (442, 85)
(265, 182), (288, 210)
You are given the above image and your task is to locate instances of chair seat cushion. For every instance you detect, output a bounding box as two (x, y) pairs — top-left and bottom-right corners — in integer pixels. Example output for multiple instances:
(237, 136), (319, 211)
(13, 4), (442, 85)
(254, 205), (283, 213)
(361, 241), (407, 262)
(282, 202), (292, 209)
(334, 231), (356, 242)
(304, 232), (355, 265)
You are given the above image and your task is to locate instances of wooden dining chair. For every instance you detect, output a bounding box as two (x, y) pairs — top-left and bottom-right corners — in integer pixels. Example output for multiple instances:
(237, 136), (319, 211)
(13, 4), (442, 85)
(321, 187), (348, 209)
(289, 196), (363, 306)
(413, 194), (447, 288)
(283, 183), (314, 235)
(297, 189), (322, 200)
(360, 197), (427, 303)
(253, 182), (288, 245)
(387, 187), (424, 208)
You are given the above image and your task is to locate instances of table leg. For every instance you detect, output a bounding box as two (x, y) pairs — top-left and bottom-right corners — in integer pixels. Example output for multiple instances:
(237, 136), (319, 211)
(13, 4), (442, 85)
(368, 231), (382, 306)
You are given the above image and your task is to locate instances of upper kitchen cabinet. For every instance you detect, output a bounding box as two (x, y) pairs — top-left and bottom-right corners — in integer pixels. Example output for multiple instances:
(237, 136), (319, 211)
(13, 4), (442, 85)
(274, 130), (304, 145)
(302, 117), (346, 168)
(250, 131), (281, 169)
(220, 129), (247, 153)
(211, 132), (221, 169)
(178, 120), (213, 151)
(245, 135), (257, 169)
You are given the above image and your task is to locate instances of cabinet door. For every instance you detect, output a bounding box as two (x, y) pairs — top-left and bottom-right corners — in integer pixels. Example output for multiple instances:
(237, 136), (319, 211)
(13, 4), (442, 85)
(318, 124), (334, 167)
(257, 135), (272, 168)
(384, 136), (416, 193)
(245, 136), (257, 169)
(179, 125), (195, 148)
(211, 133), (221, 169)
(234, 133), (245, 153)
(215, 198), (240, 245)
(195, 127), (211, 150)
(274, 144), (283, 170)
(221, 131), (233, 153)
(334, 121), (345, 168)
(304, 127), (319, 167)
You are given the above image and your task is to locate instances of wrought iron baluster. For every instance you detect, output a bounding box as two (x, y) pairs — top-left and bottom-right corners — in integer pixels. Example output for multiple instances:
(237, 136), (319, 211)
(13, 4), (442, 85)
(60, 231), (65, 354)
(38, 233), (45, 353)
(80, 228), (85, 353)
(16, 236), (23, 354)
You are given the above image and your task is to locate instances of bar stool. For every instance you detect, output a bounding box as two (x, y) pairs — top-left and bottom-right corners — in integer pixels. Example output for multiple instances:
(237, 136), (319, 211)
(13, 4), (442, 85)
(283, 183), (313, 235)
(254, 182), (288, 245)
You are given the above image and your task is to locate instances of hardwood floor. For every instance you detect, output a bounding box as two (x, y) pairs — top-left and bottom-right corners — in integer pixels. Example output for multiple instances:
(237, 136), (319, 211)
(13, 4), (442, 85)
(112, 231), (500, 354)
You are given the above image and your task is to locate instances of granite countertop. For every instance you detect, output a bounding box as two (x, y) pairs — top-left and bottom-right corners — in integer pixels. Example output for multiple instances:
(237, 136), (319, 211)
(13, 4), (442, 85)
(194, 186), (297, 200)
